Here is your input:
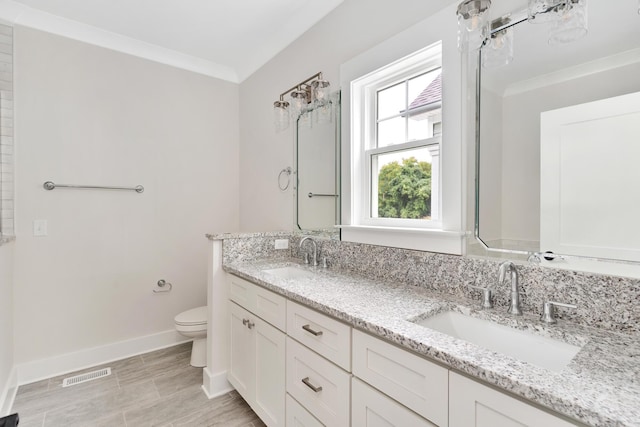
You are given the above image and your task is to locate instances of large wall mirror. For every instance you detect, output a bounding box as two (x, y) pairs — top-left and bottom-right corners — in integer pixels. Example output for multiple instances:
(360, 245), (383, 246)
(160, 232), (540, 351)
(294, 93), (341, 231)
(471, 0), (640, 276)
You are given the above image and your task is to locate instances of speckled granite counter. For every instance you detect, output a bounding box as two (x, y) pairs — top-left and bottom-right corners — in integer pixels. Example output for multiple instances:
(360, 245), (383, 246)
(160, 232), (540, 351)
(224, 258), (640, 427)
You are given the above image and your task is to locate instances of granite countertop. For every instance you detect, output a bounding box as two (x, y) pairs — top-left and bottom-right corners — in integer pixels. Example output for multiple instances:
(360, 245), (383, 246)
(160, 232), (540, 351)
(224, 258), (640, 427)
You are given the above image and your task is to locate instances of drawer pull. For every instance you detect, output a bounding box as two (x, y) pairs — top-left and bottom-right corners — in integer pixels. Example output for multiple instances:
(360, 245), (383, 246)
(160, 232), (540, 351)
(242, 318), (249, 326)
(301, 377), (323, 393)
(247, 321), (255, 329)
(302, 324), (323, 336)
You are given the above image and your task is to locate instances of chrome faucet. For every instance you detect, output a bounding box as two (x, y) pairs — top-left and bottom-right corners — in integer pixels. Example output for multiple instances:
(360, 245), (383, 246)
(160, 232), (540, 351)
(499, 261), (522, 316)
(299, 236), (318, 267)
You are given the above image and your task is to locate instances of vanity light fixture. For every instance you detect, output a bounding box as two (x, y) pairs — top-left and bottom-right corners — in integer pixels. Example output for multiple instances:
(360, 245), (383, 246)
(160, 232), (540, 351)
(528, 0), (565, 24)
(547, 0), (588, 45)
(482, 16), (514, 68)
(456, 0), (492, 52)
(458, 0), (591, 54)
(273, 72), (330, 132)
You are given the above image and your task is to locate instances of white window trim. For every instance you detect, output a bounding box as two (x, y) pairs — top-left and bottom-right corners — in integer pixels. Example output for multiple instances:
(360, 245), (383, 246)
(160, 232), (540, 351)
(339, 3), (465, 255)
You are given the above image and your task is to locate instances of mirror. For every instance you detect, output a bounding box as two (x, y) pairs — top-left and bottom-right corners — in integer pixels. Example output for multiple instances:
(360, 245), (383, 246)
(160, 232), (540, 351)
(471, 0), (640, 275)
(294, 92), (341, 231)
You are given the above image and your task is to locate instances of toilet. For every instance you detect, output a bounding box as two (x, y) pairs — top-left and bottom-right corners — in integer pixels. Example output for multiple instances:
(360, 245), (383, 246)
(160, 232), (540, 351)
(174, 306), (207, 367)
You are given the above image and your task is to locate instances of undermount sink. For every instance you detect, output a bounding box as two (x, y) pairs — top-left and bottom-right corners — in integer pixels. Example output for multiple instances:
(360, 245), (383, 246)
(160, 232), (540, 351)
(262, 266), (316, 280)
(413, 310), (583, 372)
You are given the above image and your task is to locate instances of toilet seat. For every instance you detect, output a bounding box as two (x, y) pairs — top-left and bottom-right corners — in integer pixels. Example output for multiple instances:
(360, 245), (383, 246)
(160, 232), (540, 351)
(174, 306), (207, 326)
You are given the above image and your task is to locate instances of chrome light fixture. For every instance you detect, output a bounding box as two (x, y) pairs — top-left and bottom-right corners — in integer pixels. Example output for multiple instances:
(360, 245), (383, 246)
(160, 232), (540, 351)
(548, 0), (588, 44)
(528, 0), (564, 23)
(482, 16), (514, 68)
(273, 72), (331, 132)
(457, 0), (492, 52)
(273, 100), (290, 133)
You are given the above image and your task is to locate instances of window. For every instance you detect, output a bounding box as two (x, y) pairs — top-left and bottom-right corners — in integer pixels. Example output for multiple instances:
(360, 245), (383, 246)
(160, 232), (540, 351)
(339, 4), (464, 254)
(352, 42), (443, 230)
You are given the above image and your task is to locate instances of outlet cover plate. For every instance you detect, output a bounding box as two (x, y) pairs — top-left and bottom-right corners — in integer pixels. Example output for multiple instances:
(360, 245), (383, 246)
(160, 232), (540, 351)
(274, 239), (289, 250)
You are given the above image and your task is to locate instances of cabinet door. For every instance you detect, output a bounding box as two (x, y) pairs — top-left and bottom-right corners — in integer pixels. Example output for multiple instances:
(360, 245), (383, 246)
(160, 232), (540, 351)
(353, 330), (448, 426)
(286, 337), (351, 427)
(228, 302), (254, 401)
(287, 300), (352, 370)
(286, 394), (325, 427)
(352, 378), (437, 427)
(449, 372), (579, 427)
(254, 317), (286, 427)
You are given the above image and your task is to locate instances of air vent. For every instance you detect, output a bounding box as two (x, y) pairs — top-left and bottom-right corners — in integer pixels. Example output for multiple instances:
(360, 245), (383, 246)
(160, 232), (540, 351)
(62, 368), (111, 387)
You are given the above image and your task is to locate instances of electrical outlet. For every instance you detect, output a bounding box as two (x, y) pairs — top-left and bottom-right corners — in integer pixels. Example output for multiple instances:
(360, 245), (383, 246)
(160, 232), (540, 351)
(33, 219), (48, 236)
(274, 239), (289, 250)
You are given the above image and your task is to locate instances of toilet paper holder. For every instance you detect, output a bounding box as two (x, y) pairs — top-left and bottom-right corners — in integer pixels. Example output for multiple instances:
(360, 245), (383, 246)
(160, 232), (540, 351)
(153, 279), (173, 293)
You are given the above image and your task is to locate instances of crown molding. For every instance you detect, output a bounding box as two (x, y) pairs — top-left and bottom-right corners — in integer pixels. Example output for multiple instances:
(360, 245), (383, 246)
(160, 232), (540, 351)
(0, 0), (240, 83)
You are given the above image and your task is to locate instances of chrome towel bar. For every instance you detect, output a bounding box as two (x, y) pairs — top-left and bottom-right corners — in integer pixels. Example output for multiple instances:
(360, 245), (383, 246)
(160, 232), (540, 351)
(43, 181), (144, 193)
(308, 192), (338, 198)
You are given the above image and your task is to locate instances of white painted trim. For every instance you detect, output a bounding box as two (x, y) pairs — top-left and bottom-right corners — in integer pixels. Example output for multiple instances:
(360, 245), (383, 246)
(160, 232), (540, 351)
(202, 367), (233, 399)
(340, 225), (463, 255)
(504, 48), (640, 97)
(0, 366), (17, 417)
(16, 329), (188, 385)
(0, 0), (239, 83)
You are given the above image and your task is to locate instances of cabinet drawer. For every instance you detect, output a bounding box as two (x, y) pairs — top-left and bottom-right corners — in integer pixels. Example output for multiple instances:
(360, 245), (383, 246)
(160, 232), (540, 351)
(287, 300), (351, 370)
(286, 337), (351, 427)
(352, 378), (437, 427)
(286, 394), (324, 427)
(353, 330), (448, 427)
(228, 274), (286, 331)
(449, 372), (578, 427)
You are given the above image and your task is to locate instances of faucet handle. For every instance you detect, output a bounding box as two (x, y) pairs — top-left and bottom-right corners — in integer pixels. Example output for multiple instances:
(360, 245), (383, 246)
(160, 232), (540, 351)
(541, 301), (577, 324)
(469, 285), (493, 309)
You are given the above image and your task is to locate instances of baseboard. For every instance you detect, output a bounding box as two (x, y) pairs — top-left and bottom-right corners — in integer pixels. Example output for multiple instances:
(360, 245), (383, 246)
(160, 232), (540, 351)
(16, 329), (189, 386)
(0, 367), (18, 417)
(202, 367), (232, 399)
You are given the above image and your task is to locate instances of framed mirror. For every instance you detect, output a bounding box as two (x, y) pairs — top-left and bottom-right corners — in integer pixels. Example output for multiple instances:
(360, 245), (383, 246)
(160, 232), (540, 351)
(471, 0), (640, 276)
(294, 92), (341, 231)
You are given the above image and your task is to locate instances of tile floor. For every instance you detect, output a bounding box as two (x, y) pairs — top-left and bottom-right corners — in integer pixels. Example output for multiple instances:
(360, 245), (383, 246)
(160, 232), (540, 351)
(11, 342), (266, 427)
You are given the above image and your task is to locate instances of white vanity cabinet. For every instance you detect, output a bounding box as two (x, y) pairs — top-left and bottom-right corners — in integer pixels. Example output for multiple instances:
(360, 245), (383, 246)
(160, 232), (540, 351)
(352, 378), (437, 427)
(226, 273), (581, 427)
(352, 330), (448, 426)
(449, 372), (579, 427)
(227, 275), (286, 427)
(285, 300), (352, 427)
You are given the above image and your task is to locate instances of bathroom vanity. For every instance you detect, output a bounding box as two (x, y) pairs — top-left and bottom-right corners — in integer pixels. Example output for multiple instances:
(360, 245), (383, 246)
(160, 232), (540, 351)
(208, 234), (640, 427)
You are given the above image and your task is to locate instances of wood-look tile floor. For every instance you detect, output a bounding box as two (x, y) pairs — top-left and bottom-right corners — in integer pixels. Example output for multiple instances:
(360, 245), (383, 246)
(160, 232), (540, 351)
(11, 342), (266, 427)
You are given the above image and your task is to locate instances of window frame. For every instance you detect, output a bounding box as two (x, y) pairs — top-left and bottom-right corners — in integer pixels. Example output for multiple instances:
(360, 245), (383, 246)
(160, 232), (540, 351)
(339, 3), (465, 255)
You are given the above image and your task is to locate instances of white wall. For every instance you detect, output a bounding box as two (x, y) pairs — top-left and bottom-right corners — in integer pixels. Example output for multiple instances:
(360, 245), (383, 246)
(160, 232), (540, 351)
(0, 242), (15, 412)
(13, 27), (240, 368)
(238, 0), (458, 231)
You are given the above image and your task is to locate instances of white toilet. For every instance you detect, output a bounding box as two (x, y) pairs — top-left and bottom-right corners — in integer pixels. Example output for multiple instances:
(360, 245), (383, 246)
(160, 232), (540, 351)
(174, 306), (207, 368)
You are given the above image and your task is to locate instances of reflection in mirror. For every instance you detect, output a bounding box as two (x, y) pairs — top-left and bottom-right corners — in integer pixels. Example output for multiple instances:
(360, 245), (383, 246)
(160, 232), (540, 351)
(295, 92), (341, 231)
(471, 0), (640, 276)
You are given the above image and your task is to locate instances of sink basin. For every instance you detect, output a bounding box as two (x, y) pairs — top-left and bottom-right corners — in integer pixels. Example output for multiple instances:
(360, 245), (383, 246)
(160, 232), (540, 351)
(262, 266), (316, 280)
(414, 311), (582, 372)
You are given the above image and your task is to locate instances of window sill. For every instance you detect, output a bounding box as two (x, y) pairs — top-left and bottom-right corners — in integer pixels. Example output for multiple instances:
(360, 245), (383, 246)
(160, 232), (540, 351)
(339, 225), (464, 255)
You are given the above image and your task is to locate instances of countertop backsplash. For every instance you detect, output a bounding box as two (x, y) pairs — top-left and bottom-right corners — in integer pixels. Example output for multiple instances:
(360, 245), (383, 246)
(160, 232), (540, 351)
(212, 232), (640, 335)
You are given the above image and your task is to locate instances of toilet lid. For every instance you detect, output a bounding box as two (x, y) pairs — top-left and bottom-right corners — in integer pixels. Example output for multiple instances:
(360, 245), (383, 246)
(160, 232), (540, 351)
(175, 306), (207, 326)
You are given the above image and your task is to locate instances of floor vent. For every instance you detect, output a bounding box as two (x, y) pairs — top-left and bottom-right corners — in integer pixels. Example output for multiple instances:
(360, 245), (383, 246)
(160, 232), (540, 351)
(62, 368), (111, 387)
